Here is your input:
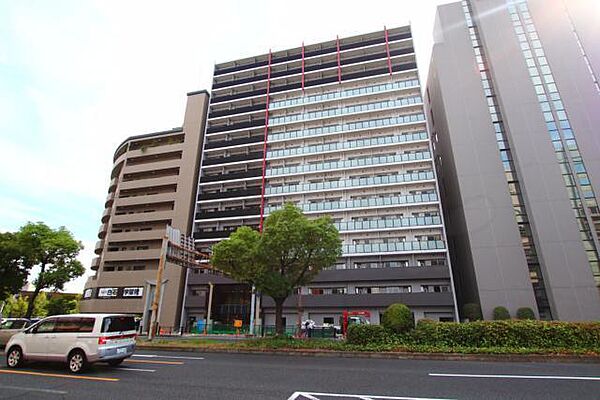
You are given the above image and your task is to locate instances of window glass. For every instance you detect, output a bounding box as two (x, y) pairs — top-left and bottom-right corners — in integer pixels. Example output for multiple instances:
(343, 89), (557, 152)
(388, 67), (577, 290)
(102, 316), (135, 332)
(35, 318), (57, 333)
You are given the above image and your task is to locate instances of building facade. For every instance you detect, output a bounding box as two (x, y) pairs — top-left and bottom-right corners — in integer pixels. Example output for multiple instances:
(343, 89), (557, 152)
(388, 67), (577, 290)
(80, 91), (209, 332)
(188, 26), (459, 329)
(426, 0), (600, 320)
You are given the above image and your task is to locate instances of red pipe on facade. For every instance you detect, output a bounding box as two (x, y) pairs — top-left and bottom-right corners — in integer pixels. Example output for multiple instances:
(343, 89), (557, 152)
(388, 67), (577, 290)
(384, 26), (393, 76)
(336, 35), (342, 83)
(301, 42), (305, 93)
(259, 51), (273, 233)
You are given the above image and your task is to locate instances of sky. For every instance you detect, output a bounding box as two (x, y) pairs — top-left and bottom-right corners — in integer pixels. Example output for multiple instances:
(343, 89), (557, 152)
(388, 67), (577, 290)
(0, 0), (454, 293)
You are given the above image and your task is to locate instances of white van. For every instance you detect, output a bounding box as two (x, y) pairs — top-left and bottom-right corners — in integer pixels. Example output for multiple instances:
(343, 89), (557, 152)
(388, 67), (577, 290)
(5, 314), (136, 373)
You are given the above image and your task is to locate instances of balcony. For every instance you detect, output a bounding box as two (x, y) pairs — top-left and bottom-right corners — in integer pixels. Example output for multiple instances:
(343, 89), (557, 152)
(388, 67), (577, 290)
(193, 229), (236, 239)
(195, 207), (261, 220)
(206, 118), (265, 135)
(108, 177), (118, 193)
(102, 248), (162, 262)
(209, 103), (266, 119)
(202, 151), (264, 167)
(200, 169), (262, 183)
(198, 186), (261, 201)
(204, 135), (263, 150)
(104, 192), (115, 208)
(112, 210), (174, 225)
(94, 240), (105, 255)
(97, 223), (108, 239)
(91, 257), (100, 270)
(101, 208), (111, 223)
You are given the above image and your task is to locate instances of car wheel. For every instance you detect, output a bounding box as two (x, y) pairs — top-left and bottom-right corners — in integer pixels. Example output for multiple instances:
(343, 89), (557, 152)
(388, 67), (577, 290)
(68, 350), (87, 374)
(6, 346), (24, 368)
(108, 358), (124, 367)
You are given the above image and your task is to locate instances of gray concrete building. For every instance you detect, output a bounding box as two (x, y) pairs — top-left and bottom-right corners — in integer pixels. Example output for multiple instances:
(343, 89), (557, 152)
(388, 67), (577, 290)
(80, 91), (209, 332)
(426, 0), (600, 320)
(187, 26), (459, 331)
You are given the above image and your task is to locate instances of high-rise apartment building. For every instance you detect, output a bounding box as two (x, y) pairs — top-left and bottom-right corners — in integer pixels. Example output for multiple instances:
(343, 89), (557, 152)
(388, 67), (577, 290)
(426, 0), (600, 320)
(188, 26), (459, 328)
(80, 91), (209, 331)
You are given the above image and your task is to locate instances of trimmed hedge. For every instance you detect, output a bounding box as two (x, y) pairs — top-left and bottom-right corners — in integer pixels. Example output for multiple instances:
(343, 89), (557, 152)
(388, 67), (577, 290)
(347, 320), (600, 351)
(463, 303), (482, 321)
(493, 306), (510, 320)
(347, 325), (390, 346)
(381, 303), (414, 333)
(516, 307), (536, 320)
(412, 320), (600, 349)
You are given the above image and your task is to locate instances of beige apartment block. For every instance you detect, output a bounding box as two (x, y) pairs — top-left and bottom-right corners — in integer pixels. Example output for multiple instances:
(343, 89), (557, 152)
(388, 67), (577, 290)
(80, 91), (209, 332)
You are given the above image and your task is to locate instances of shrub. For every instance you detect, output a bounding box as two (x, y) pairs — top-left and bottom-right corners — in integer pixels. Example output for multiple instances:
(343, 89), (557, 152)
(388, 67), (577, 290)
(463, 303), (482, 321)
(381, 303), (414, 333)
(516, 307), (536, 320)
(346, 324), (390, 346)
(412, 320), (600, 350)
(493, 306), (511, 320)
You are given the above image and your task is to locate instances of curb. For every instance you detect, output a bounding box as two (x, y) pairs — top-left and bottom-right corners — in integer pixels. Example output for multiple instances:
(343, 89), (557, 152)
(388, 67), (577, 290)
(136, 345), (600, 364)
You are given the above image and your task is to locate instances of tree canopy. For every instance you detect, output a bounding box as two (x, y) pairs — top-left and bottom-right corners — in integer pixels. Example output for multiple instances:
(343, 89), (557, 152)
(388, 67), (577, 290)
(0, 232), (29, 302)
(211, 203), (342, 334)
(15, 222), (84, 318)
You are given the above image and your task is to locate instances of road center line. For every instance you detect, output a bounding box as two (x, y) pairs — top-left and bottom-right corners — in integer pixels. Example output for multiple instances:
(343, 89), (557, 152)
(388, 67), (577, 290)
(133, 354), (205, 360)
(429, 373), (600, 381)
(0, 369), (119, 382)
(0, 384), (68, 394)
(113, 367), (156, 373)
(125, 359), (184, 365)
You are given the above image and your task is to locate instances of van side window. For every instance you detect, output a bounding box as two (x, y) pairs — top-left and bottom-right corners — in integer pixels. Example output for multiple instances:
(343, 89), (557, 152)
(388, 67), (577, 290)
(54, 318), (95, 333)
(34, 318), (57, 333)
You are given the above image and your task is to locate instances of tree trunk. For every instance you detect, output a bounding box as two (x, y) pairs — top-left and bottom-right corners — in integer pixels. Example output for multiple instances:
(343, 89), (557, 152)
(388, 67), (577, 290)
(25, 286), (41, 319)
(274, 298), (285, 336)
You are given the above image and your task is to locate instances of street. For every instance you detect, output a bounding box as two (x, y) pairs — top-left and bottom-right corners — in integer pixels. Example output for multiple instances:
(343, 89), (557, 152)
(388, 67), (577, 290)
(0, 349), (599, 399)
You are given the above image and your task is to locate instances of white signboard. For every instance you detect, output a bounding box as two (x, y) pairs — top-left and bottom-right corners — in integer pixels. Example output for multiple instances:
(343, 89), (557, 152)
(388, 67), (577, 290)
(98, 287), (118, 298)
(123, 287), (144, 298)
(83, 288), (93, 299)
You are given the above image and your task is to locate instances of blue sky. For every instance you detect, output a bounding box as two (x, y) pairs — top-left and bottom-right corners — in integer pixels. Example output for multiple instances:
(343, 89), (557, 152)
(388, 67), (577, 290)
(0, 0), (453, 292)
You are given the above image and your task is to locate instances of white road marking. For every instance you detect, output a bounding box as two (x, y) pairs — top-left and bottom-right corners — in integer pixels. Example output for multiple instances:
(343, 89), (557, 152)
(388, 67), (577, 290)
(113, 367), (156, 373)
(0, 384), (68, 394)
(288, 392), (456, 400)
(429, 373), (600, 381)
(133, 354), (205, 360)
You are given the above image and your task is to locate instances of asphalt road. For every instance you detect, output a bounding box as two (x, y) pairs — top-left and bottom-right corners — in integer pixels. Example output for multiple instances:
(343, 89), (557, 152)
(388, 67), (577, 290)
(0, 349), (599, 399)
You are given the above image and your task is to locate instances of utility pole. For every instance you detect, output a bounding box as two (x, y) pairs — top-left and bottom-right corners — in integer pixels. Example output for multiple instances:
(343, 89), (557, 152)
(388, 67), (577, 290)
(148, 231), (169, 341)
(249, 285), (256, 335)
(205, 282), (214, 334)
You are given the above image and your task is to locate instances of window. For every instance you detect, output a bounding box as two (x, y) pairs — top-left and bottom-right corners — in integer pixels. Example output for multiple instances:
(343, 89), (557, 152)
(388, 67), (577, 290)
(323, 317), (334, 325)
(34, 318), (57, 333)
(102, 316), (136, 333)
(55, 318), (95, 333)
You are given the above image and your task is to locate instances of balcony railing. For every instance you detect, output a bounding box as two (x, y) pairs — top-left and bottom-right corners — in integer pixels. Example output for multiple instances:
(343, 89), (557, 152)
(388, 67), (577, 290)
(204, 135), (264, 150)
(200, 169), (262, 183)
(195, 207), (261, 220)
(335, 216), (442, 232)
(265, 192), (439, 214)
(343, 240), (446, 255)
(198, 187), (262, 201)
(203, 151), (264, 167)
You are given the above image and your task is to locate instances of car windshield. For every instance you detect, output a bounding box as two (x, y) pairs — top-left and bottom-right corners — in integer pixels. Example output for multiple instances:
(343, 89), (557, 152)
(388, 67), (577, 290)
(102, 316), (135, 333)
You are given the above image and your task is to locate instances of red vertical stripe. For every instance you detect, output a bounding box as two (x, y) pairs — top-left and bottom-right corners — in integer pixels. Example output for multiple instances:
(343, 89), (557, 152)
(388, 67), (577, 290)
(301, 42), (305, 92)
(336, 35), (341, 83)
(259, 51), (272, 233)
(384, 26), (393, 76)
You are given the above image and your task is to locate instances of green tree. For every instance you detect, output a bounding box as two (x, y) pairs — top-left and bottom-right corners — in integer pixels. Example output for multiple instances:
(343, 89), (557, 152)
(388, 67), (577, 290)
(33, 291), (49, 317)
(16, 222), (84, 319)
(211, 203), (342, 335)
(3, 296), (28, 318)
(0, 232), (30, 302)
(47, 295), (80, 316)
